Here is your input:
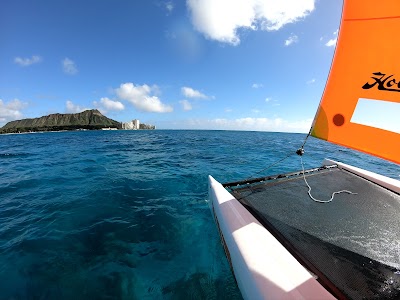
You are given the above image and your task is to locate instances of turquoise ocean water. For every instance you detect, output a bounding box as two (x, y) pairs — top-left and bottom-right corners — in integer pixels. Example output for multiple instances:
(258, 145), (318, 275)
(0, 130), (398, 299)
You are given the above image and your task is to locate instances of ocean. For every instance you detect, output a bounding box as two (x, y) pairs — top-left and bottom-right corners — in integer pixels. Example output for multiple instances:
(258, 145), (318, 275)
(0, 130), (398, 299)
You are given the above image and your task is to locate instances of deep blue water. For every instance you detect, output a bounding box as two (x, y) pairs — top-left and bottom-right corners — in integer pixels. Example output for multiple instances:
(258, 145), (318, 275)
(0, 130), (398, 299)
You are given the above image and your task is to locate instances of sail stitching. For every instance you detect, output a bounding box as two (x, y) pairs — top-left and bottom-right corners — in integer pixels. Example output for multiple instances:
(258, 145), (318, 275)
(344, 15), (400, 22)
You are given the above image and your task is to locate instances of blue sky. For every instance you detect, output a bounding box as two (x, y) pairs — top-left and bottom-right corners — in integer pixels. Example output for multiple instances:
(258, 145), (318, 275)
(0, 0), (343, 132)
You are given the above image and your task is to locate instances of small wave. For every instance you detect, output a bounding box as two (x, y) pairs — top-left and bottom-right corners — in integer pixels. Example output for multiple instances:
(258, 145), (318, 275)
(0, 152), (31, 158)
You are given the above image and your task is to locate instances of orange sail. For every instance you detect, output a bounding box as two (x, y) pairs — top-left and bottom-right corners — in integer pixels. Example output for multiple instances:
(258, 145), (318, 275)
(311, 0), (400, 164)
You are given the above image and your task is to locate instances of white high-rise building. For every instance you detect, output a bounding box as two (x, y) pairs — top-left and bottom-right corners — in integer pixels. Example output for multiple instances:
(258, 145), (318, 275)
(133, 119), (140, 129)
(122, 119), (140, 130)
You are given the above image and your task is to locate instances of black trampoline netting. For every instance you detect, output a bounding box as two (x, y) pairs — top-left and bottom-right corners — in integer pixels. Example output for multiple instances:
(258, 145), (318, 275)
(225, 166), (400, 299)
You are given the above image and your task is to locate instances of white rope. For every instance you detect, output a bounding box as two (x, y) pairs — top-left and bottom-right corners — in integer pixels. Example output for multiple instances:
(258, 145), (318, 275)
(300, 156), (357, 203)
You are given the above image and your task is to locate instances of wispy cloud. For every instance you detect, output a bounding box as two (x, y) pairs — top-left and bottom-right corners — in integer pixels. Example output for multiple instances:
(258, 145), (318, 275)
(284, 34), (298, 46)
(181, 86), (209, 99)
(14, 55), (42, 67)
(252, 83), (263, 89)
(179, 99), (192, 111)
(187, 0), (315, 45)
(265, 97), (280, 106)
(307, 78), (316, 84)
(0, 99), (28, 124)
(62, 58), (78, 75)
(165, 1), (174, 14)
(116, 83), (173, 113)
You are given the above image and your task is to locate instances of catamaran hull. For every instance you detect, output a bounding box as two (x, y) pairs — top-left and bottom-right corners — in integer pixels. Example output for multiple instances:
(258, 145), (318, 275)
(208, 177), (335, 300)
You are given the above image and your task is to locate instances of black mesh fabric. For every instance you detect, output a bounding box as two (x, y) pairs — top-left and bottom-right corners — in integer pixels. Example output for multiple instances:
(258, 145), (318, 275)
(228, 166), (400, 299)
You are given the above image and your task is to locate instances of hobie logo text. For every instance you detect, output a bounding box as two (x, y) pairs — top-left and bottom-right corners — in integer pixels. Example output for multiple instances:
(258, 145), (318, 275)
(362, 72), (400, 92)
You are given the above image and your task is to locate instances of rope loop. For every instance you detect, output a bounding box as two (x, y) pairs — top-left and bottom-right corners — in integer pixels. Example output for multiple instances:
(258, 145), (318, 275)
(300, 156), (357, 203)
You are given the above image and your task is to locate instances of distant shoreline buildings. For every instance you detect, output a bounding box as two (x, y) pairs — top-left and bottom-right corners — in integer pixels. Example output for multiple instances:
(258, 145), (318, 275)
(121, 119), (156, 130)
(122, 119), (140, 130)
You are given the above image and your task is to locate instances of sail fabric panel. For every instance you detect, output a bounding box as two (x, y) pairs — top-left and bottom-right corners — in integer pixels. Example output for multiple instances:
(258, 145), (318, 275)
(311, 0), (400, 164)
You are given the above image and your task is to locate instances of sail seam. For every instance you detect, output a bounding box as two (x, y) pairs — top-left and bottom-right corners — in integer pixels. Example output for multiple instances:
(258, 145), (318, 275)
(344, 15), (400, 22)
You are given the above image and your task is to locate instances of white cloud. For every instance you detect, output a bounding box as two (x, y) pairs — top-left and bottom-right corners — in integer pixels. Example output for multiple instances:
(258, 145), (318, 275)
(179, 117), (312, 132)
(0, 99), (27, 124)
(251, 109), (261, 113)
(179, 99), (193, 111)
(252, 83), (263, 89)
(187, 0), (315, 45)
(325, 29), (338, 47)
(65, 100), (88, 113)
(62, 58), (78, 75)
(181, 86), (208, 99)
(93, 97), (125, 113)
(307, 78), (316, 84)
(116, 83), (173, 113)
(265, 97), (271, 102)
(284, 34), (298, 46)
(325, 38), (337, 47)
(14, 55), (42, 66)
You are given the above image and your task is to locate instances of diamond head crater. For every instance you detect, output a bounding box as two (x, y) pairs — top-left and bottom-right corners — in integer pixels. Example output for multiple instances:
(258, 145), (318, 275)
(0, 109), (155, 134)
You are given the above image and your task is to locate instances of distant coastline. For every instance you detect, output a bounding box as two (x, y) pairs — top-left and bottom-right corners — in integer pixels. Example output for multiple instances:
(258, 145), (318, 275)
(0, 109), (155, 134)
